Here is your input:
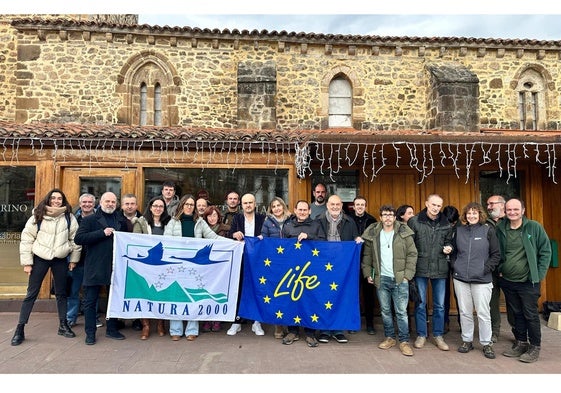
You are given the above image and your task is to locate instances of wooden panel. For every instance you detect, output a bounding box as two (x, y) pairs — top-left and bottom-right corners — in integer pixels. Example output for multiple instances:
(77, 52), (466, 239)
(540, 167), (561, 302)
(362, 170), (420, 215)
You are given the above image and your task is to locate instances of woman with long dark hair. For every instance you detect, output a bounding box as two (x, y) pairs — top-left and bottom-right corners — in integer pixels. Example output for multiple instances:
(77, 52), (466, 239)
(132, 196), (171, 340)
(11, 188), (81, 346)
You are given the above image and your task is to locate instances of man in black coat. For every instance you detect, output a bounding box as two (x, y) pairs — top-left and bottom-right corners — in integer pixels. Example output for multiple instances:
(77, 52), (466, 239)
(75, 192), (130, 345)
(227, 193), (266, 336)
(349, 196), (378, 335)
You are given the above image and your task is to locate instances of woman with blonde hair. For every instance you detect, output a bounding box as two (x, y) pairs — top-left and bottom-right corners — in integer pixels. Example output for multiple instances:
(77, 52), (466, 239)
(259, 196), (291, 339)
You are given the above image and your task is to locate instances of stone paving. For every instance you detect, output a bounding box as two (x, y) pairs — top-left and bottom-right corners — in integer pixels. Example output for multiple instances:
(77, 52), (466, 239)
(1, 311), (559, 377)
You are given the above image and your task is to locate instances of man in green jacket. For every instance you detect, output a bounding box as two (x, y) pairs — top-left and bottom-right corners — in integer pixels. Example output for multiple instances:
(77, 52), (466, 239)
(495, 198), (551, 363)
(361, 205), (418, 356)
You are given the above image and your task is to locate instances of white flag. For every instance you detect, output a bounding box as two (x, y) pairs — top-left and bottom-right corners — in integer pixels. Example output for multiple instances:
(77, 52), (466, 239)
(107, 232), (243, 321)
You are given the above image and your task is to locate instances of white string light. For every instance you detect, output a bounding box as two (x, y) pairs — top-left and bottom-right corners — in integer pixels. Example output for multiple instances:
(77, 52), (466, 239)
(1, 136), (561, 184)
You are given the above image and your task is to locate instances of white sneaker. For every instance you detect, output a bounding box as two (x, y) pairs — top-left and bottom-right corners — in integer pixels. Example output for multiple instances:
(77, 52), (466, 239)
(226, 323), (241, 336)
(252, 321), (265, 336)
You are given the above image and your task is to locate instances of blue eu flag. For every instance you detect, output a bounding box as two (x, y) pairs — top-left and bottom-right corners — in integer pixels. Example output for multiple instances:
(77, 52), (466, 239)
(239, 237), (362, 330)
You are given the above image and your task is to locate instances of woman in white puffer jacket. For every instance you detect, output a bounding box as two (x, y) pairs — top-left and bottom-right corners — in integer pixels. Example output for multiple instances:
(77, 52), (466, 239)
(11, 188), (81, 346)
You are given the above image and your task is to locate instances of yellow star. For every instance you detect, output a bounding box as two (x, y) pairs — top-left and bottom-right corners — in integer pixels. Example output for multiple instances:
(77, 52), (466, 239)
(312, 248), (320, 256)
(325, 262), (333, 271)
(293, 316), (302, 324)
(294, 242), (302, 249)
(330, 282), (338, 290)
(276, 310), (283, 319)
(276, 245), (284, 254)
(325, 301), (333, 309)
(311, 314), (319, 322)
(264, 258), (271, 266)
(263, 295), (271, 303)
(259, 276), (266, 284)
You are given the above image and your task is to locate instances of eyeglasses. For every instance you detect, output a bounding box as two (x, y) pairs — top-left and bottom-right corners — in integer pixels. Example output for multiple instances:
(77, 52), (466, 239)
(151, 204), (165, 209)
(184, 203), (195, 207)
(487, 201), (504, 205)
(381, 213), (395, 217)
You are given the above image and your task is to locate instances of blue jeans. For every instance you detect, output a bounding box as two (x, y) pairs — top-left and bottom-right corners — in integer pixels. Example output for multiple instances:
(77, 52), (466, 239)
(66, 264), (84, 324)
(499, 277), (542, 346)
(377, 275), (410, 342)
(414, 276), (446, 337)
(170, 320), (199, 336)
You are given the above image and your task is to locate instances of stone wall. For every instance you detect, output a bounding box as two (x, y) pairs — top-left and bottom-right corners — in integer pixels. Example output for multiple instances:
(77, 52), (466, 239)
(3, 18), (561, 131)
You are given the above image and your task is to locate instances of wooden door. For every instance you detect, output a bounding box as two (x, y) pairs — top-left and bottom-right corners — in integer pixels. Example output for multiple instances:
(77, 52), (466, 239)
(61, 168), (136, 208)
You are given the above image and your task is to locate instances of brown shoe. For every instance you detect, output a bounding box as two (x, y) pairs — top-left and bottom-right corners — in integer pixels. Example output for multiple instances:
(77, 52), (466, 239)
(399, 342), (414, 356)
(274, 325), (285, 339)
(171, 335), (181, 341)
(186, 335), (197, 341)
(378, 337), (397, 350)
(140, 319), (150, 340)
(157, 320), (166, 337)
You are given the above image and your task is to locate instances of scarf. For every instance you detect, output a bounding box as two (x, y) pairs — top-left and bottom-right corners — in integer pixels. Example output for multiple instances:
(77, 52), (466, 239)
(326, 211), (342, 241)
(180, 214), (195, 238)
(45, 205), (67, 218)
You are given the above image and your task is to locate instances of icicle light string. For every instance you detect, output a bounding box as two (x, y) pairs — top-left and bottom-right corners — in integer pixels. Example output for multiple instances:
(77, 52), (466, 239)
(2, 138), (8, 162)
(393, 144), (401, 168)
(3, 138), (561, 185)
(361, 145), (369, 178)
(370, 145), (377, 182)
(549, 144), (557, 183)
(376, 144), (387, 176)
(297, 141), (560, 184)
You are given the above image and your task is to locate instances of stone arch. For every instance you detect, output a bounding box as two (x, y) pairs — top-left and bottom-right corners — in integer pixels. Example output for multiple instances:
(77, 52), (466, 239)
(510, 63), (552, 130)
(320, 66), (364, 128)
(116, 50), (180, 125)
(510, 63), (554, 91)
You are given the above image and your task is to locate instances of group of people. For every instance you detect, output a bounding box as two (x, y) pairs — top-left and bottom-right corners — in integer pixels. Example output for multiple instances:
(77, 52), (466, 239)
(360, 193), (550, 362)
(10, 182), (551, 363)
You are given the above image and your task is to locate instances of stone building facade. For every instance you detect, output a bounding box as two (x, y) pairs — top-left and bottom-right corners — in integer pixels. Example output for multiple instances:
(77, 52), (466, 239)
(1, 14), (561, 304)
(2, 15), (560, 131)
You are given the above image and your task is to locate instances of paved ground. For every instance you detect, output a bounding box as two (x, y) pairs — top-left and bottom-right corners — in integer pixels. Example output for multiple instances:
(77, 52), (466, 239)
(1, 311), (559, 381)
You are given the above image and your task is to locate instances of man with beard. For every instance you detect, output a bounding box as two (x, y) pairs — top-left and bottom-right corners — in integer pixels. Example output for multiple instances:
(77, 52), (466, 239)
(486, 195), (506, 343)
(75, 192), (130, 345)
(310, 183), (328, 219)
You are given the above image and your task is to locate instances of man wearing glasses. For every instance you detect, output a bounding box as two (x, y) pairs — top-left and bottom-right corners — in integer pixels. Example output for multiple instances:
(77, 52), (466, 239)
(361, 205), (418, 356)
(486, 195), (507, 343)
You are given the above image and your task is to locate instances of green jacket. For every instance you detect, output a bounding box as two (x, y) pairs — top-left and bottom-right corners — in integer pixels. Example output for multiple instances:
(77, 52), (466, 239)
(361, 220), (418, 287)
(495, 216), (551, 283)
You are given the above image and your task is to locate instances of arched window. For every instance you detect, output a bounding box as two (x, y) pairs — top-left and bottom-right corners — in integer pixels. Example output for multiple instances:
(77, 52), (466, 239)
(515, 68), (546, 130)
(328, 76), (352, 127)
(140, 83), (148, 126)
(117, 52), (180, 126)
(154, 83), (162, 126)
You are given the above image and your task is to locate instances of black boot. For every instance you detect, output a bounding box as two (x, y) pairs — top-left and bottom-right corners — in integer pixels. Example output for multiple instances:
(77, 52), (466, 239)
(11, 323), (25, 346)
(58, 319), (76, 338)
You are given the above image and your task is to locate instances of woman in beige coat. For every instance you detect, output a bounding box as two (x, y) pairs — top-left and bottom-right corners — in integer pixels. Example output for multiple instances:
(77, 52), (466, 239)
(11, 188), (81, 346)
